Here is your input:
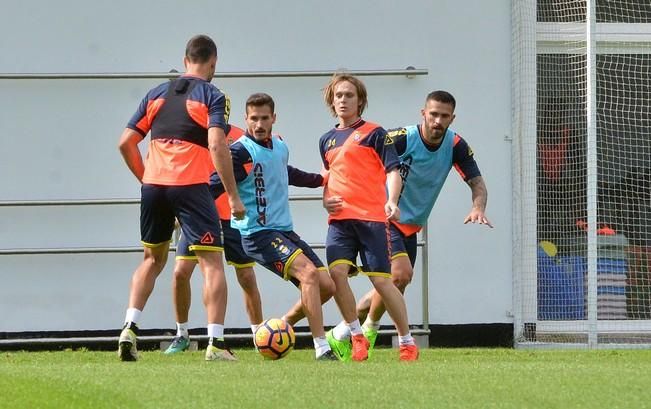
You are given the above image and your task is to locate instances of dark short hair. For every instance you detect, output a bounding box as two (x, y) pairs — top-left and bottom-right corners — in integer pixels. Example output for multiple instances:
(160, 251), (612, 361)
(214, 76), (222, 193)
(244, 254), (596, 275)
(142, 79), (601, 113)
(185, 35), (217, 63)
(246, 93), (275, 114)
(323, 73), (368, 117)
(426, 90), (456, 110)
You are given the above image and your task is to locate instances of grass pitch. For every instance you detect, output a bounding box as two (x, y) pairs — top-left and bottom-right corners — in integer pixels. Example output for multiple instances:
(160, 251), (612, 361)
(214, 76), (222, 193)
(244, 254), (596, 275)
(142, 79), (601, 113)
(1, 348), (650, 409)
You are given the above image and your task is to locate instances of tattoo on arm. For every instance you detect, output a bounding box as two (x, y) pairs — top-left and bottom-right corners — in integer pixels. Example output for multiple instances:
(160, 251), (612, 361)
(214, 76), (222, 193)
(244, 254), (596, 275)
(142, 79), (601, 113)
(467, 176), (488, 211)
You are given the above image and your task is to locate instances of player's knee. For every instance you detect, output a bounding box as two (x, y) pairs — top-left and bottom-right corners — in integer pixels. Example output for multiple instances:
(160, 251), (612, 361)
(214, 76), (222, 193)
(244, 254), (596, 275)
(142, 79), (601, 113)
(144, 251), (168, 272)
(329, 266), (350, 283)
(173, 266), (193, 282)
(299, 266), (319, 287)
(391, 265), (413, 290)
(320, 274), (336, 299)
(392, 273), (413, 291)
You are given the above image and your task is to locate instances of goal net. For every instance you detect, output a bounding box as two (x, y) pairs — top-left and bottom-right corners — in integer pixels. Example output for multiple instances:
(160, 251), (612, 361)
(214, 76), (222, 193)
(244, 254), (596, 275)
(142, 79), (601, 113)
(513, 0), (651, 347)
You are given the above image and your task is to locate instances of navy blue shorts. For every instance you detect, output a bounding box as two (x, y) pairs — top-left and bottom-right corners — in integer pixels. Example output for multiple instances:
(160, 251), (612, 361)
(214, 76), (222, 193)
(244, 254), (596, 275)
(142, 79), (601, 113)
(325, 219), (392, 277)
(140, 183), (222, 251)
(176, 219), (255, 267)
(389, 223), (418, 267)
(241, 230), (325, 287)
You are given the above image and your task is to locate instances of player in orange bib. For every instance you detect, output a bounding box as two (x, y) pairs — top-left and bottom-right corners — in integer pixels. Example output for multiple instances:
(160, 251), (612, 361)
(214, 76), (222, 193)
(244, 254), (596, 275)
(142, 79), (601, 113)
(116, 35), (243, 362)
(318, 74), (418, 362)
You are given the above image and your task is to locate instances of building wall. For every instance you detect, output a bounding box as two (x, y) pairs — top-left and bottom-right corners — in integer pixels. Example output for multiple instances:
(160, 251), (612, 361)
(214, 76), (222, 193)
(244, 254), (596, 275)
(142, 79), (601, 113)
(0, 0), (513, 332)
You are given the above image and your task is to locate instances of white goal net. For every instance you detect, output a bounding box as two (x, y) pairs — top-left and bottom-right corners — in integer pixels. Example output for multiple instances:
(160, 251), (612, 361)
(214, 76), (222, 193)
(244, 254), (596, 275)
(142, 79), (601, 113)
(513, 0), (651, 347)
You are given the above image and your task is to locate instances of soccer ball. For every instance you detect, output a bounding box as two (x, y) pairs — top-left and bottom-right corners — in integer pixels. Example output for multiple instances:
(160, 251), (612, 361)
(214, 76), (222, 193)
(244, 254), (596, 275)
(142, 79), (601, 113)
(254, 318), (295, 360)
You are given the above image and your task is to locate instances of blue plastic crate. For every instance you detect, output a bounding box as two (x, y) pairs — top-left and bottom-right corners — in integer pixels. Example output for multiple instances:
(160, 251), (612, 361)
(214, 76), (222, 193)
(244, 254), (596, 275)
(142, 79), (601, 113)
(538, 253), (629, 320)
(538, 252), (585, 320)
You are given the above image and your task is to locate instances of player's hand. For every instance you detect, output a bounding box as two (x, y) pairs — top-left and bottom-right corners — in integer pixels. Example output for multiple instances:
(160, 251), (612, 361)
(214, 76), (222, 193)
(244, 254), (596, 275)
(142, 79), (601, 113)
(323, 196), (343, 215)
(463, 208), (493, 228)
(229, 197), (246, 220)
(385, 201), (400, 221)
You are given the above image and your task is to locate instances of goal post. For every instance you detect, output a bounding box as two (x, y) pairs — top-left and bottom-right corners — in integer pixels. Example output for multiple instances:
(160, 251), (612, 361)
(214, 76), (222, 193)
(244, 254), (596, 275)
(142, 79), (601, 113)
(513, 0), (651, 348)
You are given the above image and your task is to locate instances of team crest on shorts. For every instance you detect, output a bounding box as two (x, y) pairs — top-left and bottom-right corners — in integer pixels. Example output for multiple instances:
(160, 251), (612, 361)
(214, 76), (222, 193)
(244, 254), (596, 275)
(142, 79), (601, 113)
(277, 244), (291, 256)
(200, 232), (215, 244)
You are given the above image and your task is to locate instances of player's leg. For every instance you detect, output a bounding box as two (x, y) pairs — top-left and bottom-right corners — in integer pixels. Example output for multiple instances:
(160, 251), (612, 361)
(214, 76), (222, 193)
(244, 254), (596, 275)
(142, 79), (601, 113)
(172, 259), (196, 325)
(234, 266), (263, 329)
(359, 224), (416, 325)
(361, 255), (413, 353)
(176, 184), (234, 361)
(355, 290), (373, 325)
(277, 232), (336, 360)
(325, 221), (368, 361)
(287, 253), (336, 360)
(222, 218), (263, 339)
(119, 243), (170, 361)
(127, 244), (170, 313)
(281, 238), (335, 326)
(119, 184), (175, 362)
(195, 249), (234, 361)
(329, 263), (369, 361)
(164, 245), (196, 354)
(195, 251), (227, 326)
(288, 254), (324, 336)
(366, 276), (418, 360)
(282, 267), (334, 325)
(329, 263), (360, 325)
(363, 228), (419, 350)
(368, 255), (414, 319)
(368, 276), (407, 328)
(241, 230), (336, 360)
(358, 221), (418, 361)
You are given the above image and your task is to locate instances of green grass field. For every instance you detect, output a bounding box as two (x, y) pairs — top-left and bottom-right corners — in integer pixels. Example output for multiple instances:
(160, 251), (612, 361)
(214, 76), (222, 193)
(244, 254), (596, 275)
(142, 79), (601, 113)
(1, 348), (650, 409)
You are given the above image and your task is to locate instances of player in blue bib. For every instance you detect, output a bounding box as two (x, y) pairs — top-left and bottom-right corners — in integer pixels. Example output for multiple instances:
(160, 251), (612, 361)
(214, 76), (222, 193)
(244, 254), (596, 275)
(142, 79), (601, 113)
(325, 90), (493, 358)
(210, 93), (338, 361)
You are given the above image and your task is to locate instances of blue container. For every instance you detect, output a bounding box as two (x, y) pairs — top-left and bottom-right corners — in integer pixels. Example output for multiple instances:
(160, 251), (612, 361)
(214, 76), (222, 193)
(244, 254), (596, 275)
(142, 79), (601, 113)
(538, 254), (629, 320)
(538, 251), (586, 320)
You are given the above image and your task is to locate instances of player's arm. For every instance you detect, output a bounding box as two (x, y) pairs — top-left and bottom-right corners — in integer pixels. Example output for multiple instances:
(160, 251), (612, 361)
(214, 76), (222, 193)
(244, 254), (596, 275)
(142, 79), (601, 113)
(209, 127), (245, 218)
(372, 128), (402, 221)
(207, 91), (245, 218)
(465, 176), (492, 227)
(118, 128), (145, 183)
(318, 134), (342, 214)
(452, 135), (493, 228)
(386, 169), (401, 221)
(286, 165), (324, 188)
(209, 142), (251, 199)
(119, 91), (156, 183)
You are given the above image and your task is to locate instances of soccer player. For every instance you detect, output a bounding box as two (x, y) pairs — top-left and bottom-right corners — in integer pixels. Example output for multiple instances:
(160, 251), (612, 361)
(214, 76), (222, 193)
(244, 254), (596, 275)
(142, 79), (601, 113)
(163, 123), (264, 354)
(116, 34), (243, 362)
(319, 73), (419, 362)
(329, 90), (493, 357)
(211, 92), (338, 360)
(165, 123), (333, 354)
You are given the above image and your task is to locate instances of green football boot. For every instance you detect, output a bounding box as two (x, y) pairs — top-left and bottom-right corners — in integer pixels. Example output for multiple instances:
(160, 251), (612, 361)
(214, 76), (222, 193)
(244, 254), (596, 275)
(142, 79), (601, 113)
(363, 327), (378, 359)
(325, 329), (352, 362)
(164, 335), (190, 355)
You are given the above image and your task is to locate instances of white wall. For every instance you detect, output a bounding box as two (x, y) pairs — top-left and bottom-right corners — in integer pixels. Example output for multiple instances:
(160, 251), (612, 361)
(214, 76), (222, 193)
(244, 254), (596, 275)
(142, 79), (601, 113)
(0, 0), (513, 332)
